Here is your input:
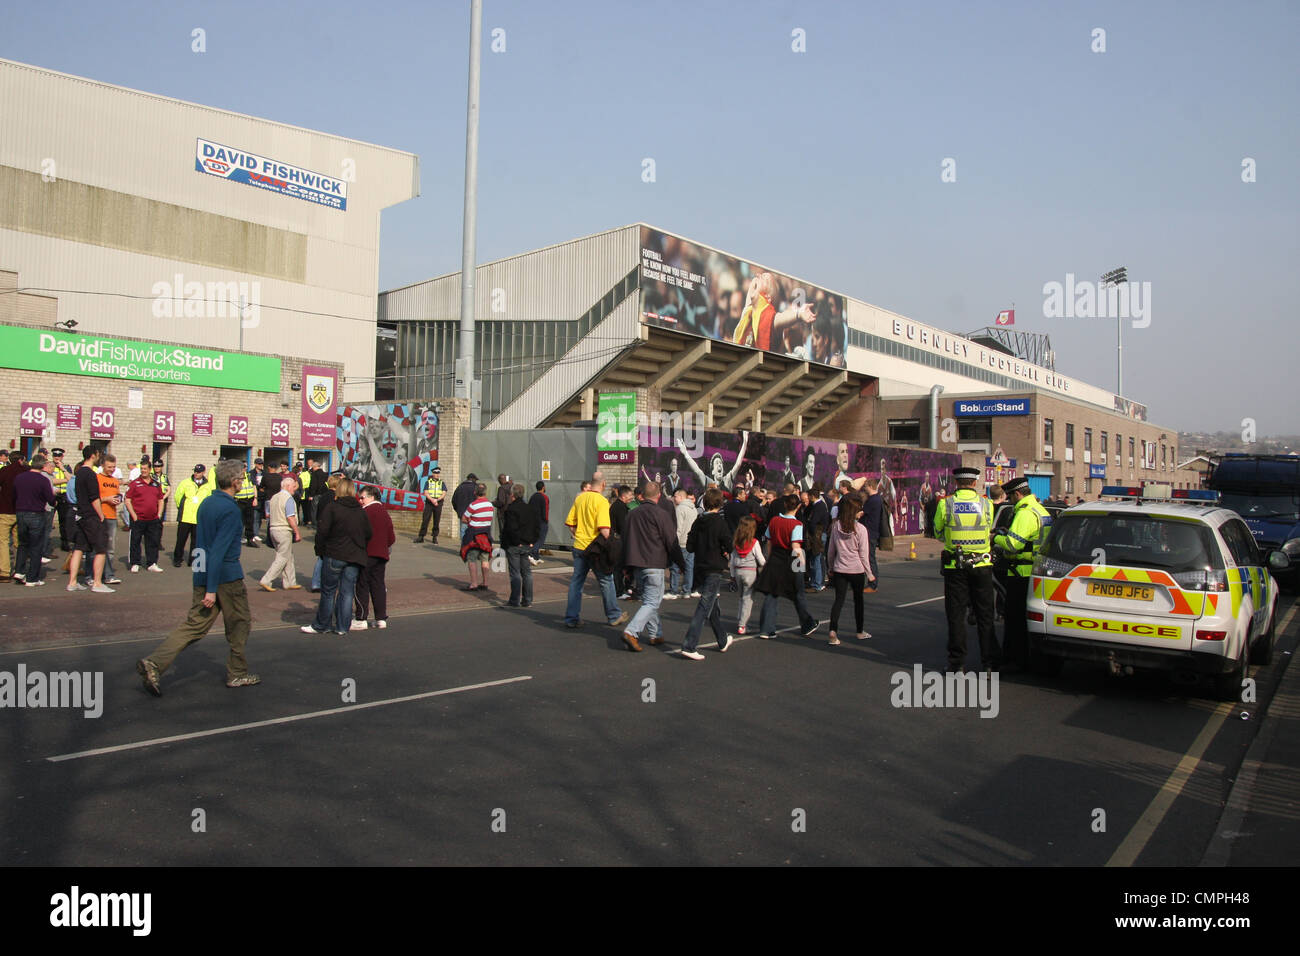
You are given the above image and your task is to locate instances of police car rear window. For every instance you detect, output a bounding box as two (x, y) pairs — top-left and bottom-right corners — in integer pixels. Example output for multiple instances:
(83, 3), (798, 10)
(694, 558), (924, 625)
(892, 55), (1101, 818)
(1043, 514), (1223, 573)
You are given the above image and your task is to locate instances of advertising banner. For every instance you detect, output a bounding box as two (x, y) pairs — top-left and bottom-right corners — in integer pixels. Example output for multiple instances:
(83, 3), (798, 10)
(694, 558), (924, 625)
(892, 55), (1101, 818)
(19, 402), (47, 437)
(192, 413), (214, 437)
(596, 392), (637, 464)
(195, 138), (348, 211)
(89, 406), (115, 440)
(336, 402), (441, 511)
(301, 365), (338, 447)
(954, 398), (1031, 417)
(270, 418), (291, 448)
(1089, 464), (1107, 479)
(0, 326), (281, 392)
(228, 416), (250, 445)
(57, 404), (81, 430)
(638, 426), (960, 536)
(639, 226), (847, 369)
(1114, 396), (1148, 422)
(153, 411), (176, 443)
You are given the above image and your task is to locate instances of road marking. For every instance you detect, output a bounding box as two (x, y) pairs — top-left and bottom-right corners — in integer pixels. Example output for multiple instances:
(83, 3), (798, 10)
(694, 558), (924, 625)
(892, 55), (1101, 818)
(896, 596), (944, 608)
(46, 675), (533, 763)
(1109, 599), (1300, 867)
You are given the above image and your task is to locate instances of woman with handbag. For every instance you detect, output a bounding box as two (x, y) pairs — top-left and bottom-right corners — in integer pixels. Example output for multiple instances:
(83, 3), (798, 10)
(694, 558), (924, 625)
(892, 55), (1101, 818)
(826, 494), (875, 644)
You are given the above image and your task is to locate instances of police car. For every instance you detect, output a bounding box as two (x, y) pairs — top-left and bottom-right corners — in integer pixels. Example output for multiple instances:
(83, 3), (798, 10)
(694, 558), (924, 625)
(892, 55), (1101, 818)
(1026, 485), (1283, 699)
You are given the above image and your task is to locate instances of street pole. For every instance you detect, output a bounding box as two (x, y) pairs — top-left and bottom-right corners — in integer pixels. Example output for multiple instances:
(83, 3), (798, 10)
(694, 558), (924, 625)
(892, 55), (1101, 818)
(456, 0), (482, 418)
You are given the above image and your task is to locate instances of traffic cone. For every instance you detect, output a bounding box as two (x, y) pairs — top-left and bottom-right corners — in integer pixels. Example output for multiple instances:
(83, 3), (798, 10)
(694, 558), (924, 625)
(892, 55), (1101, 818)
(907, 541), (917, 561)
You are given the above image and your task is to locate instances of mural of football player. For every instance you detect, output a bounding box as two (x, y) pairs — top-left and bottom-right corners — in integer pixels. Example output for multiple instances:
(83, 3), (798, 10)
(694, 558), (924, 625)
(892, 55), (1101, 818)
(878, 458), (896, 516)
(832, 441), (853, 490)
(798, 448), (818, 493)
(678, 430), (750, 493)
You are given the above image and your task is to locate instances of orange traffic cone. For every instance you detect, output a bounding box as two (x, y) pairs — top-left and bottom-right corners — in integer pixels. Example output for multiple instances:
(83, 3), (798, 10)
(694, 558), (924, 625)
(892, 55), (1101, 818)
(907, 541), (917, 561)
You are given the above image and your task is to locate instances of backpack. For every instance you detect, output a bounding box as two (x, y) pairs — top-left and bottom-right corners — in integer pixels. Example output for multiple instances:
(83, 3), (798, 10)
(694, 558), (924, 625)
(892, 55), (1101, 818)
(878, 505), (894, 552)
(65, 469), (79, 505)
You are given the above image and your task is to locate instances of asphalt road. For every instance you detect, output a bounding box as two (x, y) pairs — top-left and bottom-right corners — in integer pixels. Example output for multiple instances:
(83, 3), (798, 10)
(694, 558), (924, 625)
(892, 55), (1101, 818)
(3, 537), (1292, 866)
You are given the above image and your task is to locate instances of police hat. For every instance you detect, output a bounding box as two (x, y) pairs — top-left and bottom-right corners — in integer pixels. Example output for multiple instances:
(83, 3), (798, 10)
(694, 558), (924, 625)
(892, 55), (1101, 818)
(432, 465), (441, 472)
(952, 467), (981, 480)
(467, 472), (478, 481)
(1003, 477), (1030, 495)
(254, 457), (264, 464)
(194, 463), (206, 473)
(52, 448), (65, 456)
(152, 460), (164, 468)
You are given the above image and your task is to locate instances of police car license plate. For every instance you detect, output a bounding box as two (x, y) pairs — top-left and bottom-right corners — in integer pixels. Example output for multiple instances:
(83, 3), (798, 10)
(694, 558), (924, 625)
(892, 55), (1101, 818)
(1086, 581), (1154, 602)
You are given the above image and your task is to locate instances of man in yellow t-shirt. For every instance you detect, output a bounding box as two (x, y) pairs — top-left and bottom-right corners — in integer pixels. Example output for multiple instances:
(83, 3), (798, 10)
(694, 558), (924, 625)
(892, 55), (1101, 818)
(563, 475), (627, 630)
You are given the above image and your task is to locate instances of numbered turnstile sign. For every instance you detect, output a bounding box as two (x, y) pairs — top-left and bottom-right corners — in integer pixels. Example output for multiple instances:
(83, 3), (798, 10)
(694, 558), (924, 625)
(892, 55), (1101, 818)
(89, 406), (116, 440)
(228, 416), (250, 445)
(270, 418), (290, 447)
(19, 402), (47, 437)
(153, 411), (176, 443)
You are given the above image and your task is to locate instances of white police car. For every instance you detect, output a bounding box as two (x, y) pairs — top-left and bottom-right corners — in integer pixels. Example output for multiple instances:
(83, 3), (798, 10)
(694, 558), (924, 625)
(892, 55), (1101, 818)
(1026, 485), (1283, 699)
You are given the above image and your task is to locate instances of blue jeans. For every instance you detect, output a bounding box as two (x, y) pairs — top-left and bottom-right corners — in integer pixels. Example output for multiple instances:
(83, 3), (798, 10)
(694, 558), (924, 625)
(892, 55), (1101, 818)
(626, 568), (664, 640)
(313, 557), (360, 633)
(759, 586), (815, 637)
(683, 571), (727, 652)
(530, 523), (548, 560)
(15, 512), (49, 582)
(565, 550), (619, 626)
(670, 551), (694, 595)
(506, 544), (533, 605)
(311, 557), (323, 590)
(809, 552), (826, 590)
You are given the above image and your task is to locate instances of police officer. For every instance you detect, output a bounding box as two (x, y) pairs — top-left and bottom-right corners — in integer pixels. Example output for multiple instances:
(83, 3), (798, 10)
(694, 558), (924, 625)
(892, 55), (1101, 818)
(233, 464), (259, 547)
(414, 465), (446, 545)
(933, 466), (998, 673)
(153, 459), (169, 525)
(49, 448), (73, 551)
(992, 476), (1052, 668)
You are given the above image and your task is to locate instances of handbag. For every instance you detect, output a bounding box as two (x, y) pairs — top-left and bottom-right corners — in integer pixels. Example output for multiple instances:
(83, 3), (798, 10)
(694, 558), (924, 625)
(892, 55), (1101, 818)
(878, 507), (895, 552)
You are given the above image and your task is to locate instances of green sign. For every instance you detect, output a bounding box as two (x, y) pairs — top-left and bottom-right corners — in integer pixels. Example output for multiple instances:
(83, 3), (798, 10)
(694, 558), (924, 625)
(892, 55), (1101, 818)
(596, 391), (637, 463)
(0, 326), (282, 392)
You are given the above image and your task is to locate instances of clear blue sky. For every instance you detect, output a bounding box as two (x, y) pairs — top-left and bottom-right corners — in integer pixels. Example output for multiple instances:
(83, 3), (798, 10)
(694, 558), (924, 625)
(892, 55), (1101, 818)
(5, 0), (1297, 433)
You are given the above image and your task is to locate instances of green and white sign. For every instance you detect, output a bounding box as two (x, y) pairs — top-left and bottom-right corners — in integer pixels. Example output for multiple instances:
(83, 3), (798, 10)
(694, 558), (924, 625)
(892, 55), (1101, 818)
(0, 326), (282, 393)
(597, 391), (637, 464)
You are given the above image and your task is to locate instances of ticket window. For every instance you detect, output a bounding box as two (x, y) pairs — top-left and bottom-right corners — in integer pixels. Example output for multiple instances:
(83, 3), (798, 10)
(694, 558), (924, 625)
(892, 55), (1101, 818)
(219, 446), (251, 468)
(152, 443), (172, 475)
(301, 449), (332, 472)
(263, 448), (292, 469)
(20, 437), (42, 459)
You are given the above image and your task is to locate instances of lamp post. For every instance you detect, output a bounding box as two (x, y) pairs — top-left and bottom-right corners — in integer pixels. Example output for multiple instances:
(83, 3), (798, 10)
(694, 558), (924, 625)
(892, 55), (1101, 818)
(456, 0), (483, 428)
(1101, 266), (1128, 397)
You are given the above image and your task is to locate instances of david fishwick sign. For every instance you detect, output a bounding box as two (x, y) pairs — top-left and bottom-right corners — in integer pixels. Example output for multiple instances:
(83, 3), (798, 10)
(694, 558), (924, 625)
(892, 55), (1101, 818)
(195, 138), (348, 211)
(0, 326), (281, 393)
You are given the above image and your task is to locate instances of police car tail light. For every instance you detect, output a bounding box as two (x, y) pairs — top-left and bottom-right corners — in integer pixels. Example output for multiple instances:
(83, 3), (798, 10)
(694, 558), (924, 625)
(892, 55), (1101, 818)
(1171, 569), (1227, 592)
(1026, 610), (1044, 622)
(1035, 556), (1072, 577)
(1195, 629), (1227, 641)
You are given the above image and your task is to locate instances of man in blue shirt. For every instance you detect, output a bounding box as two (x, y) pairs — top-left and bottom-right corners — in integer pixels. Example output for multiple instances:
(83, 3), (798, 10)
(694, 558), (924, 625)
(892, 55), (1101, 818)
(136, 459), (260, 696)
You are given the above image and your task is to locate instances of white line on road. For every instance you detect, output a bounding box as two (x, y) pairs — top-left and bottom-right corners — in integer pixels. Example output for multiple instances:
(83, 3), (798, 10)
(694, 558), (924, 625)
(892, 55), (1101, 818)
(895, 596), (944, 608)
(46, 675), (533, 763)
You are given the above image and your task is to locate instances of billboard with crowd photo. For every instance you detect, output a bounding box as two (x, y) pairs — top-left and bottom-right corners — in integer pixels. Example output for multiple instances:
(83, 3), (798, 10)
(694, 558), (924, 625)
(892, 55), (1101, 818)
(336, 402), (441, 511)
(639, 226), (848, 370)
(638, 426), (961, 536)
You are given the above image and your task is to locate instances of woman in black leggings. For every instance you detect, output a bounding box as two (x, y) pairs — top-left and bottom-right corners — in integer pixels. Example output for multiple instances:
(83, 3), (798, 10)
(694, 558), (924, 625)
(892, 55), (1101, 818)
(825, 494), (876, 645)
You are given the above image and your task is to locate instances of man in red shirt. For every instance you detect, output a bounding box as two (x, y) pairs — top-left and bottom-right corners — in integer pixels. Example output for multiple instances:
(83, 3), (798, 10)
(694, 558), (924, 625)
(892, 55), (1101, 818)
(125, 458), (167, 573)
(353, 485), (396, 629)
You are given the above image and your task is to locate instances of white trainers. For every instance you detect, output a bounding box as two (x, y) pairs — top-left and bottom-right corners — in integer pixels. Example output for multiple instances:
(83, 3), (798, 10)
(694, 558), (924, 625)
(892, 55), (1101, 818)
(25, 580), (46, 587)
(130, 565), (140, 573)
(92, 584), (115, 593)
(147, 564), (164, 573)
(350, 620), (369, 631)
(679, 649), (705, 661)
(688, 591), (701, 598)
(105, 577), (123, 585)
(719, 634), (735, 653)
(662, 592), (679, 600)
(66, 582), (87, 592)
(40, 557), (51, 564)
(252, 536), (262, 543)
(376, 620), (388, 629)
(13, 573), (24, 581)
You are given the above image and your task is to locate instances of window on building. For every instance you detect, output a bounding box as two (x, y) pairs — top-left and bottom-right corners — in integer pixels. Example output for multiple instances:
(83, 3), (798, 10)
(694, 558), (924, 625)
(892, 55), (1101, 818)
(888, 419), (921, 444)
(1101, 431), (1108, 455)
(957, 418), (992, 442)
(1065, 476), (1074, 494)
(1129, 437), (1135, 466)
(1084, 428), (1093, 451)
(1043, 418), (1054, 445)
(1065, 423), (1075, 448)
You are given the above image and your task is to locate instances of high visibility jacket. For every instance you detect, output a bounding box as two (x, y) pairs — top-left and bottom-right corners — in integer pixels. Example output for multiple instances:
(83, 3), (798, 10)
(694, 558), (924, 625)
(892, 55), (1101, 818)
(933, 488), (994, 569)
(233, 475), (256, 500)
(425, 478), (446, 500)
(993, 493), (1052, 577)
(157, 473), (170, 499)
(174, 476), (215, 524)
(51, 464), (71, 493)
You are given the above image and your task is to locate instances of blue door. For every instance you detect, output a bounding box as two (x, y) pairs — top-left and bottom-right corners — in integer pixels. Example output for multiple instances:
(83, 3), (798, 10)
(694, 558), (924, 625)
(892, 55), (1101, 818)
(1027, 475), (1051, 499)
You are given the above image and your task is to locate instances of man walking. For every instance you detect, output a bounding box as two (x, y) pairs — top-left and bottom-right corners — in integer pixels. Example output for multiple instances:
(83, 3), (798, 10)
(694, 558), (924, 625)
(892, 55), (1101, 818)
(257, 474), (303, 591)
(563, 473), (628, 630)
(249, 458), (267, 543)
(620, 481), (684, 652)
(125, 458), (166, 573)
(353, 484), (395, 628)
(413, 465), (446, 544)
(501, 482), (540, 608)
(680, 488), (733, 659)
(137, 459), (259, 696)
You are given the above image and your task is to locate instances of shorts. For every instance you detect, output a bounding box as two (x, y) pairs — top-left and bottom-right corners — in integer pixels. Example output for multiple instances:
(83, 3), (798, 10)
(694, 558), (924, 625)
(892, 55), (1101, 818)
(465, 548), (488, 563)
(74, 514), (108, 555)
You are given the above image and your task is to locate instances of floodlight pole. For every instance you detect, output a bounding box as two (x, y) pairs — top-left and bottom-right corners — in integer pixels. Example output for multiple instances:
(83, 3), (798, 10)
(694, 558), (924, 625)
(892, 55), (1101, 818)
(456, 0), (482, 413)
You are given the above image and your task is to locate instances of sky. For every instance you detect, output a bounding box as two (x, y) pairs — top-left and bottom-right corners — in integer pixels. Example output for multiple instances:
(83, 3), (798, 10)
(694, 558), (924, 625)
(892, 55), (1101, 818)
(4, 0), (1297, 434)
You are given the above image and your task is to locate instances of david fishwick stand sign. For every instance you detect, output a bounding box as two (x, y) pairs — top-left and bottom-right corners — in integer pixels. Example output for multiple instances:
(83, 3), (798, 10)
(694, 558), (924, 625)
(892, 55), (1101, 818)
(0, 326), (280, 392)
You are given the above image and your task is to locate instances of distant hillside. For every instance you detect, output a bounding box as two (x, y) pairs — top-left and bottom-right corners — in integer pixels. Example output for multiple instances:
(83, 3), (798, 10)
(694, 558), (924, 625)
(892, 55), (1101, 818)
(1179, 432), (1300, 458)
